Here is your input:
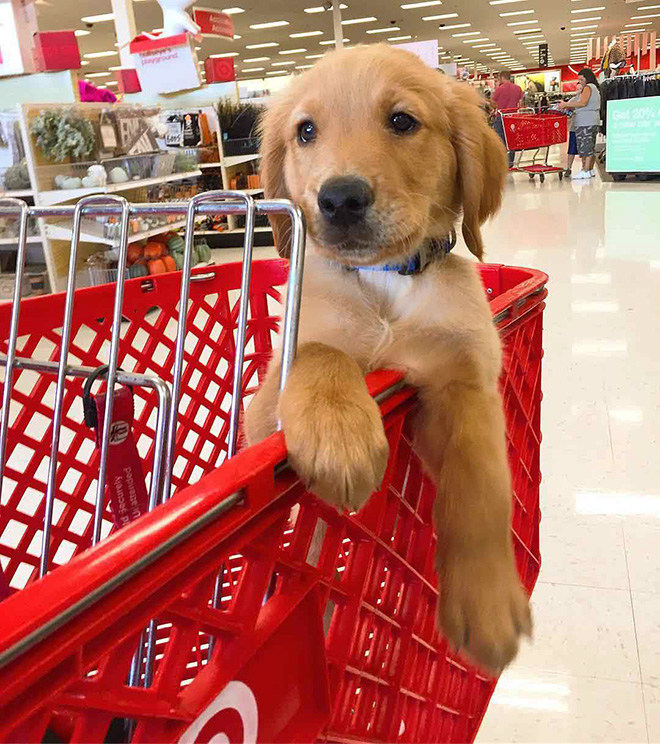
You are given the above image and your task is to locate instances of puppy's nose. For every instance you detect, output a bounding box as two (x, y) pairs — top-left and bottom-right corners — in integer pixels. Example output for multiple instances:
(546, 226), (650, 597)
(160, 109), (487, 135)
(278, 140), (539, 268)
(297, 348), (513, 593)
(317, 177), (374, 227)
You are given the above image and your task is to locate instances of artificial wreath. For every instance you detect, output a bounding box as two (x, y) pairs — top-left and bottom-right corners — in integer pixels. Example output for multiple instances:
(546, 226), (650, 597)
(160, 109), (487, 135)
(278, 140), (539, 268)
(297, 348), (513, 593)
(30, 109), (97, 162)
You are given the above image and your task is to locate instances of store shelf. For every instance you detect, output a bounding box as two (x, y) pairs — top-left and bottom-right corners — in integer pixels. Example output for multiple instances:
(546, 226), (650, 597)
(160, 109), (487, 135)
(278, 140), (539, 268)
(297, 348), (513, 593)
(227, 225), (272, 235)
(222, 153), (261, 168)
(199, 162), (223, 170)
(0, 190), (34, 199)
(0, 235), (42, 246)
(45, 219), (190, 246)
(38, 170), (203, 207)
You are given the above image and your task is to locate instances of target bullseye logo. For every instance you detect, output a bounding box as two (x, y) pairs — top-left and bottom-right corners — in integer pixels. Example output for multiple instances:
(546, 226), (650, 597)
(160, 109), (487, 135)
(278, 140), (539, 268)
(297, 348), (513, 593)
(178, 681), (258, 744)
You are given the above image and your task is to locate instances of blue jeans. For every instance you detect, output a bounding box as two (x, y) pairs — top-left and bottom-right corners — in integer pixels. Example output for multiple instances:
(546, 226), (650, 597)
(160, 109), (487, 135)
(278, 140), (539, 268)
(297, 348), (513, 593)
(494, 115), (515, 168)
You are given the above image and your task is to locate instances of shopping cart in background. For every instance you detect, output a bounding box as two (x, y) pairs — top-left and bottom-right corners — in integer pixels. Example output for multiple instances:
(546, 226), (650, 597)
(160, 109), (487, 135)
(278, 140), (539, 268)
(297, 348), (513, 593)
(0, 194), (547, 744)
(503, 110), (568, 182)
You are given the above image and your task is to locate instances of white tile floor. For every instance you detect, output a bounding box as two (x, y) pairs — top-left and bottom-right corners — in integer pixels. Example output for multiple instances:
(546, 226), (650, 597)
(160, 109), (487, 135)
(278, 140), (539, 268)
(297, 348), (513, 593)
(474, 165), (660, 743)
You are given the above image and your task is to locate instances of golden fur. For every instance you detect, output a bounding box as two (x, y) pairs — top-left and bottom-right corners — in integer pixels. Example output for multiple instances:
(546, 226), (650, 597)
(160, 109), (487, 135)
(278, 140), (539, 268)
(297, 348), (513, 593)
(245, 44), (530, 674)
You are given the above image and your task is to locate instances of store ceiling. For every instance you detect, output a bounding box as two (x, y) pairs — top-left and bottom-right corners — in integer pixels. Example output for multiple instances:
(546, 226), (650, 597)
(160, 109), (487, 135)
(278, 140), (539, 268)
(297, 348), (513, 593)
(35, 0), (660, 88)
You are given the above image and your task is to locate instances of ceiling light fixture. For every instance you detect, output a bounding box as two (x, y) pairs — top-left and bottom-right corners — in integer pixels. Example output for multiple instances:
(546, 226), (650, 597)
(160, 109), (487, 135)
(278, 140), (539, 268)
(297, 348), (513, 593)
(437, 23), (471, 30)
(631, 13), (660, 18)
(571, 6), (605, 12)
(250, 20), (289, 29)
(367, 26), (401, 33)
(278, 48), (307, 54)
(242, 67), (265, 72)
(513, 28), (541, 33)
(341, 16), (377, 24)
(305, 53), (324, 58)
(273, 60), (296, 65)
(571, 30), (596, 36)
(210, 52), (240, 57)
(499, 9), (534, 16)
(422, 12), (458, 20)
(507, 20), (538, 25)
(243, 56), (270, 62)
(388, 34), (412, 40)
(304, 3), (347, 11)
(222, 6), (245, 13)
(266, 70), (290, 75)
(571, 24), (599, 29)
(245, 42), (279, 48)
(464, 37), (491, 43)
(401, 0), (443, 7)
(290, 30), (324, 37)
(489, 0), (527, 5)
(80, 60), (90, 65)
(86, 71), (111, 77)
(295, 64), (313, 68)
(453, 30), (481, 36)
(84, 50), (118, 58)
(570, 16), (601, 22)
(81, 12), (114, 22)
(319, 38), (349, 44)
(74, 29), (90, 37)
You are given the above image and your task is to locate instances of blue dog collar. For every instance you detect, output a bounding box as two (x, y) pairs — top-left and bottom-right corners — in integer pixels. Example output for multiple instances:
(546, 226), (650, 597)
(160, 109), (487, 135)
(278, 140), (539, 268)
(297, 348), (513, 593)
(351, 231), (457, 276)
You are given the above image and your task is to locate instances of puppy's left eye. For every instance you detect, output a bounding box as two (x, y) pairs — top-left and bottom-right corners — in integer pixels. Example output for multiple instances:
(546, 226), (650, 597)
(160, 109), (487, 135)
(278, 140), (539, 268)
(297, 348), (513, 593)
(389, 112), (419, 135)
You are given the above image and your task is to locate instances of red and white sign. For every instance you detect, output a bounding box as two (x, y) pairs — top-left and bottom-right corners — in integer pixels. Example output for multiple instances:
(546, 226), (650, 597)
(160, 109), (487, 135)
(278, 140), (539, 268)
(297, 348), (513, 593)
(192, 7), (234, 39)
(130, 33), (202, 94)
(205, 56), (235, 83)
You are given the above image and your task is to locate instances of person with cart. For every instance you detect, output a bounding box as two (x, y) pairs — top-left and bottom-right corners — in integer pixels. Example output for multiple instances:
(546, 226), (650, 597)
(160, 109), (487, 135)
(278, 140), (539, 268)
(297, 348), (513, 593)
(558, 69), (602, 180)
(492, 71), (524, 168)
(564, 80), (584, 178)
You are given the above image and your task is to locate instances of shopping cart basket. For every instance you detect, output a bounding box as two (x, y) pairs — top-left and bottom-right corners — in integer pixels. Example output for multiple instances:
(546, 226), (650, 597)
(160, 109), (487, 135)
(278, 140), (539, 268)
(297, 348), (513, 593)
(0, 194), (548, 744)
(503, 111), (568, 182)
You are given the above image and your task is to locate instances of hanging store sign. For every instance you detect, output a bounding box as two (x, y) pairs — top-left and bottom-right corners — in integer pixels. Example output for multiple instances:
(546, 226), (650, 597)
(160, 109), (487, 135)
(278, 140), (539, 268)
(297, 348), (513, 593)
(192, 7), (235, 38)
(539, 43), (549, 69)
(130, 33), (202, 94)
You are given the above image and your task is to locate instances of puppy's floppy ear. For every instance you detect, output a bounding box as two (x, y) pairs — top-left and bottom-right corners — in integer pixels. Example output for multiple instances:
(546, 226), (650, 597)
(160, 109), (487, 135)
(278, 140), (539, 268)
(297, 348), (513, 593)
(448, 83), (507, 260)
(259, 99), (292, 258)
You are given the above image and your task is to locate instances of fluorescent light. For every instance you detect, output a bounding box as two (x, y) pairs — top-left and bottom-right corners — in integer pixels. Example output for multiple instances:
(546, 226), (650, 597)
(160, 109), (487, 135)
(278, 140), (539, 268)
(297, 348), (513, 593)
(84, 50), (118, 58)
(367, 26), (401, 33)
(571, 24), (599, 29)
(273, 60), (296, 65)
(266, 70), (290, 75)
(74, 29), (90, 37)
(86, 71), (111, 77)
(250, 20), (289, 29)
(342, 16), (377, 24)
(222, 6), (244, 13)
(388, 34), (412, 40)
(624, 27), (649, 31)
(81, 12), (114, 22)
(422, 13), (459, 20)
(507, 20), (539, 25)
(210, 52), (239, 57)
(500, 9), (534, 16)
(632, 13), (660, 18)
(278, 48), (307, 54)
(290, 30), (324, 37)
(437, 23), (471, 29)
(571, 31), (596, 36)
(305, 53), (324, 58)
(242, 67), (265, 72)
(638, 3), (660, 8)
(513, 28), (541, 33)
(474, 42), (497, 47)
(304, 3), (347, 11)
(401, 0), (443, 7)
(243, 56), (270, 62)
(490, 0), (527, 4)
(453, 31), (481, 36)
(519, 34), (545, 39)
(571, 5), (605, 12)
(80, 60), (90, 66)
(464, 38), (491, 43)
(245, 42), (279, 48)
(570, 16), (601, 22)
(320, 38), (349, 44)
(295, 64), (313, 69)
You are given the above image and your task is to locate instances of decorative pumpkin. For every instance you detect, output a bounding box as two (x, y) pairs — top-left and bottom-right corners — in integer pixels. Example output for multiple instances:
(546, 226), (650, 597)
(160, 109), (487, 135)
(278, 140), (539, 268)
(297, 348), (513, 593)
(144, 241), (165, 260)
(147, 258), (169, 274)
(127, 244), (144, 266)
(161, 255), (177, 272)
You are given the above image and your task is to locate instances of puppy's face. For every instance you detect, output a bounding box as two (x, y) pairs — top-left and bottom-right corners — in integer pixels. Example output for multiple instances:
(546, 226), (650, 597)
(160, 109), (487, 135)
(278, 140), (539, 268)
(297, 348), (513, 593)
(260, 45), (507, 264)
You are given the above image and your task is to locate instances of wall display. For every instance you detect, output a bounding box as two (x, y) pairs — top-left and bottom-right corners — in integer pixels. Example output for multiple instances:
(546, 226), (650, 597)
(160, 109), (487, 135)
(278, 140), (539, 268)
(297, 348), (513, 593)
(607, 96), (660, 174)
(514, 70), (561, 94)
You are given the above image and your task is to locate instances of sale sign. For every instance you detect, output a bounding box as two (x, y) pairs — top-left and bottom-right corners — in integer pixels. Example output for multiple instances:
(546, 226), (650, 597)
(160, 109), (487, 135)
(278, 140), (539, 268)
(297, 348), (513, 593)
(193, 7), (235, 39)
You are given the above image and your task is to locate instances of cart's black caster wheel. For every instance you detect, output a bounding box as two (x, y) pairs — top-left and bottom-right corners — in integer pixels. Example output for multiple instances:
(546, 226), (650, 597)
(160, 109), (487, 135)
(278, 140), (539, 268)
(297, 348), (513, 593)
(612, 173), (626, 182)
(559, 172), (564, 181)
(529, 173), (535, 180)
(540, 173), (545, 183)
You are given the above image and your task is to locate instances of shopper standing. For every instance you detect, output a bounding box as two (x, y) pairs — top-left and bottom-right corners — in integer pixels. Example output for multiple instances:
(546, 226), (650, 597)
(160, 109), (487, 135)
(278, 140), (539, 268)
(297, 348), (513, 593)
(492, 71), (524, 168)
(564, 80), (584, 178)
(558, 69), (601, 180)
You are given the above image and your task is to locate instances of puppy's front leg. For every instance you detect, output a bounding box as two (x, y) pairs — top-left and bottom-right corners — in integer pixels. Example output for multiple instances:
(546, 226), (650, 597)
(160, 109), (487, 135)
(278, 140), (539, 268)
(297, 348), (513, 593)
(416, 382), (532, 675)
(246, 342), (388, 512)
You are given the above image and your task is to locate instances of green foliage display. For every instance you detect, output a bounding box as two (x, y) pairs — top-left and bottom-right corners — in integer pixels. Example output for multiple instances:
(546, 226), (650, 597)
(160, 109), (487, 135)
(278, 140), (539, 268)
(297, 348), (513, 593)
(30, 109), (96, 162)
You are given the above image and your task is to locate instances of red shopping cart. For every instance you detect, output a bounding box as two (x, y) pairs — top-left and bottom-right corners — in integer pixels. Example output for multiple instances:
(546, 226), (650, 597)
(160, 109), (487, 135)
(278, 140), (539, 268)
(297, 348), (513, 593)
(503, 110), (568, 182)
(0, 195), (547, 744)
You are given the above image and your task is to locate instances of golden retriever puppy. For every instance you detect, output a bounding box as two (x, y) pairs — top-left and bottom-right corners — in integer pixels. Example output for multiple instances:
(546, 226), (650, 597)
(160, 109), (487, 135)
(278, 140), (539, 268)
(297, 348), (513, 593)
(244, 44), (531, 674)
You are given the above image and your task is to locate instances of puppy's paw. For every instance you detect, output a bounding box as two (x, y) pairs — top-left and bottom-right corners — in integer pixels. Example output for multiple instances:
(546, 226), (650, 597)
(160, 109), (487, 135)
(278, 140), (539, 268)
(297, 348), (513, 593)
(438, 552), (532, 676)
(279, 390), (388, 512)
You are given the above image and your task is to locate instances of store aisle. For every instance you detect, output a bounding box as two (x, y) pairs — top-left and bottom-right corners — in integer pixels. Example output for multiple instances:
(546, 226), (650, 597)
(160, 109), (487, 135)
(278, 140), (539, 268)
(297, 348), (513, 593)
(475, 172), (660, 742)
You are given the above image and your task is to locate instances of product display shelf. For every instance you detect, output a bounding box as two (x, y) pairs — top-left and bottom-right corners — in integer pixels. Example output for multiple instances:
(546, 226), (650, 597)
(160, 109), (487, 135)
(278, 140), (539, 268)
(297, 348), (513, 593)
(0, 235), (41, 246)
(44, 218), (191, 247)
(0, 189), (34, 199)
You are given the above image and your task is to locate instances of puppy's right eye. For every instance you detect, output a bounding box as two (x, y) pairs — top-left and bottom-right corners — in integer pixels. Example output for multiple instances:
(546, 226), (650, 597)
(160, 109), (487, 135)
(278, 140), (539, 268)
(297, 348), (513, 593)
(297, 120), (317, 144)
